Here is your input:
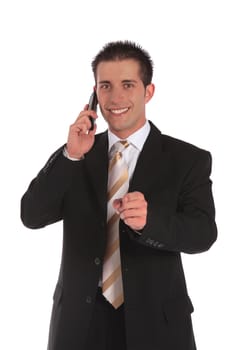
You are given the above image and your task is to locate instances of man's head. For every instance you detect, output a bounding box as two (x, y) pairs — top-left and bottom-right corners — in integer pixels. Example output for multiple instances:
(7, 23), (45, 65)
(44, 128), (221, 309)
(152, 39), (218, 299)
(92, 41), (155, 138)
(92, 40), (154, 88)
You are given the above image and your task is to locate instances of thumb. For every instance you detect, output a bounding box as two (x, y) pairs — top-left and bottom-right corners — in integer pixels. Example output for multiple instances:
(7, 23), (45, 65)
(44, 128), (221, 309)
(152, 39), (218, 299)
(113, 198), (122, 211)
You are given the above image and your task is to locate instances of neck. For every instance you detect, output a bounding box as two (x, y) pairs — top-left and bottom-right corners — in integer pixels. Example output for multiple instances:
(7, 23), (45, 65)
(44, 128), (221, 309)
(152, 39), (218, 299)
(109, 120), (147, 139)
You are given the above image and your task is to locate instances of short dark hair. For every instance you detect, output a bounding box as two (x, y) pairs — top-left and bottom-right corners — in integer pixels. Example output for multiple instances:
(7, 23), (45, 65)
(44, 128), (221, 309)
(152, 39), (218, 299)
(91, 40), (154, 88)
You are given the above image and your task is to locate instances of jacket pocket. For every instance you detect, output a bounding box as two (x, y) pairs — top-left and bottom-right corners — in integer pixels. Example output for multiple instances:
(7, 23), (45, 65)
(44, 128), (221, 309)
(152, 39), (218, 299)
(163, 294), (194, 323)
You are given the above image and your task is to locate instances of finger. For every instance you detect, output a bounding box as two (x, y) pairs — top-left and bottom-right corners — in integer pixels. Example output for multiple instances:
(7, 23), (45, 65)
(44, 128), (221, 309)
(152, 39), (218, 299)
(124, 217), (146, 230)
(88, 123), (97, 136)
(112, 199), (123, 213)
(122, 199), (146, 208)
(123, 191), (145, 203)
(113, 198), (122, 207)
(121, 199), (147, 211)
(70, 122), (89, 135)
(73, 114), (97, 132)
(120, 208), (147, 220)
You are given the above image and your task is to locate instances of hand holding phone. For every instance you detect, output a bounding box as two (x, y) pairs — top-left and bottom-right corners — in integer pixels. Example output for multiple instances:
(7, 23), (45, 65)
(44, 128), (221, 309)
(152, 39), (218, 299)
(88, 91), (98, 131)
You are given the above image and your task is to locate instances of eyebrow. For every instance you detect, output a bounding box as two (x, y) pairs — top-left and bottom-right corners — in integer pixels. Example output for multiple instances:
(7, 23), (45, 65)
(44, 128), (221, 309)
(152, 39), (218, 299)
(98, 79), (138, 84)
(122, 79), (138, 84)
(98, 80), (111, 85)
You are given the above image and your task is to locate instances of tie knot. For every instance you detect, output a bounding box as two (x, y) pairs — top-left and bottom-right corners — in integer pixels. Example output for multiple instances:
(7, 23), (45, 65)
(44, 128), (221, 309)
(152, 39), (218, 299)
(120, 140), (129, 147)
(110, 140), (129, 156)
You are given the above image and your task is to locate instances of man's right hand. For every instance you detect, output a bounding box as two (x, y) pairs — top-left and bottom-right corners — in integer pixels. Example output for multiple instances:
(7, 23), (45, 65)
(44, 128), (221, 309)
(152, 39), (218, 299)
(66, 105), (98, 159)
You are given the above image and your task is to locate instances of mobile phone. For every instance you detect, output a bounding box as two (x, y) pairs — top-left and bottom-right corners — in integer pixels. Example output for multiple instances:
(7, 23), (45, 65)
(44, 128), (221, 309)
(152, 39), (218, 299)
(88, 91), (98, 131)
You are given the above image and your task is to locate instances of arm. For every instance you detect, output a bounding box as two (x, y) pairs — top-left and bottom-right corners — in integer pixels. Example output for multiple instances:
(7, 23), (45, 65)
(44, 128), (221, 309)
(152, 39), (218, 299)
(21, 105), (98, 229)
(20, 147), (83, 229)
(118, 150), (217, 254)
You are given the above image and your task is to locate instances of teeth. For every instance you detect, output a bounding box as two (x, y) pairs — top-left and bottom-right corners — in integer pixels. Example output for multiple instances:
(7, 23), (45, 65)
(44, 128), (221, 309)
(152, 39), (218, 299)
(110, 108), (129, 114)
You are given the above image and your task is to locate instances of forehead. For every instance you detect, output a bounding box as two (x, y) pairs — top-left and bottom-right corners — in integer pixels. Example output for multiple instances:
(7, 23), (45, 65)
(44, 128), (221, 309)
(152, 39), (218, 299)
(96, 59), (141, 82)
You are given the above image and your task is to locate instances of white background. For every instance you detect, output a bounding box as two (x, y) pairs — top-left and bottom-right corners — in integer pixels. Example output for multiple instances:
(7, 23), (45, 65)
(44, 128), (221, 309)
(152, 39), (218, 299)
(0, 0), (232, 349)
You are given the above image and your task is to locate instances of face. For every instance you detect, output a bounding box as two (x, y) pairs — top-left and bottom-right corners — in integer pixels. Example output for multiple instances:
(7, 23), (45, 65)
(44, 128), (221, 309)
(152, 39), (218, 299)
(95, 59), (155, 139)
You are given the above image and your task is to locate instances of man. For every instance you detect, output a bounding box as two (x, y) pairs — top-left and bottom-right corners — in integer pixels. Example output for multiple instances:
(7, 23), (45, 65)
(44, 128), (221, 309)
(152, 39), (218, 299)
(21, 41), (217, 350)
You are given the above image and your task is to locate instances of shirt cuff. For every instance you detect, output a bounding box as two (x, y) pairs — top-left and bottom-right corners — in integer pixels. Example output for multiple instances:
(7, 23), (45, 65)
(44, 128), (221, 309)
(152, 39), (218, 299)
(63, 147), (84, 161)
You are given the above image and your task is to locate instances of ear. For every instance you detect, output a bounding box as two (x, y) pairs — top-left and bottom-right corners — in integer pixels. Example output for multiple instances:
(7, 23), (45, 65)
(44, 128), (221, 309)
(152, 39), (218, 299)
(145, 83), (155, 103)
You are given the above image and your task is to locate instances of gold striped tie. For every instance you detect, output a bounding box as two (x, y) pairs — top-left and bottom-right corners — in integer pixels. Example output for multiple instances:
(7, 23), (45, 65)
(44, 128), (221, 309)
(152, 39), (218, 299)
(102, 140), (129, 309)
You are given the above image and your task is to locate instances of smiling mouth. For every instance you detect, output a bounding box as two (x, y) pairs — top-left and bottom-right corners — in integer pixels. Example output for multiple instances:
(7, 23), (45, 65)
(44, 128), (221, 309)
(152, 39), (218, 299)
(108, 107), (129, 115)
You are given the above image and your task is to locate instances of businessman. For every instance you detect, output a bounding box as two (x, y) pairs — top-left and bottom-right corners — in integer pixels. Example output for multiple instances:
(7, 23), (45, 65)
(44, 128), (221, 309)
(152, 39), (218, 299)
(21, 41), (217, 350)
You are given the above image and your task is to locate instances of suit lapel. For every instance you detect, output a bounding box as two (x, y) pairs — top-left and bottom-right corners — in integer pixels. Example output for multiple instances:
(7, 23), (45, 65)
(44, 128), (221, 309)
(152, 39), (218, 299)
(84, 123), (171, 217)
(129, 123), (171, 198)
(84, 131), (109, 218)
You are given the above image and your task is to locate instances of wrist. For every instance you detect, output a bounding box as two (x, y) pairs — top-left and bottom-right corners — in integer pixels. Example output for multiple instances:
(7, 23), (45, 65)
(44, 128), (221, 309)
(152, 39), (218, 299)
(63, 147), (84, 160)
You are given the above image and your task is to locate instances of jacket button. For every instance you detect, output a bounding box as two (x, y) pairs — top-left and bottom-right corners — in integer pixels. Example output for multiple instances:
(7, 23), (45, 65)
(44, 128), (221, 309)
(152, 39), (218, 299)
(86, 296), (92, 304)
(146, 238), (154, 245)
(94, 257), (101, 265)
(158, 243), (164, 248)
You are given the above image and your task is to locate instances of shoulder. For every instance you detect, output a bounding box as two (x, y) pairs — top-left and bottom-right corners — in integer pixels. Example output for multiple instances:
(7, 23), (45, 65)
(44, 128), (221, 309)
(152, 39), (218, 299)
(159, 139), (214, 187)
(149, 122), (212, 166)
(162, 133), (207, 153)
(150, 122), (209, 154)
(162, 133), (212, 167)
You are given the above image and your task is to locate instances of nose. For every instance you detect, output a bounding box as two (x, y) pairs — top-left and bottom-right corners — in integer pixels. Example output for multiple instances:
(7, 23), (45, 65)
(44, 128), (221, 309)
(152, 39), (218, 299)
(109, 87), (125, 105)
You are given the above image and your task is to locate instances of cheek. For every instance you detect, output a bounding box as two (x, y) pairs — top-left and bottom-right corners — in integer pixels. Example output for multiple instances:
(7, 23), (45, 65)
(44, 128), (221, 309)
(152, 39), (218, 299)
(98, 94), (109, 110)
(133, 97), (145, 112)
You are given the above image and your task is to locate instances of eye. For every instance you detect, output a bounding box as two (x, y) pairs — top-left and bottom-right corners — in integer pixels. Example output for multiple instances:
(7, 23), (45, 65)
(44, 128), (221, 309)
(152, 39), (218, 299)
(100, 84), (110, 90)
(123, 83), (134, 89)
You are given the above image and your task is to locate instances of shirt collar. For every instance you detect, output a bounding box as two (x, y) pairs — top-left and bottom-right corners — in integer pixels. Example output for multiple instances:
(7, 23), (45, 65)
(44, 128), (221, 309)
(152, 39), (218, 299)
(108, 120), (151, 152)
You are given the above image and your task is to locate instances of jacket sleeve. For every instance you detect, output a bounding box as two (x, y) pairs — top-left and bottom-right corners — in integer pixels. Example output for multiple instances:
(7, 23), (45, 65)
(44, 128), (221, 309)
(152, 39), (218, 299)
(124, 150), (217, 254)
(21, 146), (83, 229)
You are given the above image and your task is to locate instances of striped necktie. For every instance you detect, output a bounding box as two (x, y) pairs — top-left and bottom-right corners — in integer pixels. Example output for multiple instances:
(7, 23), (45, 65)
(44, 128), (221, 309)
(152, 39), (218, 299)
(102, 140), (129, 309)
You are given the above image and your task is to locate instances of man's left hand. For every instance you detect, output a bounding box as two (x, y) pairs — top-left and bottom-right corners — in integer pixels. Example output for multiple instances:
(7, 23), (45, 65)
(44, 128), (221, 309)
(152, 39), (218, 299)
(113, 191), (147, 231)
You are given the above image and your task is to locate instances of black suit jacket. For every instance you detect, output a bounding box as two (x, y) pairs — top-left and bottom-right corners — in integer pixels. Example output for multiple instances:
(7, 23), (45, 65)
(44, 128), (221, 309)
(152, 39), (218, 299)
(21, 122), (217, 350)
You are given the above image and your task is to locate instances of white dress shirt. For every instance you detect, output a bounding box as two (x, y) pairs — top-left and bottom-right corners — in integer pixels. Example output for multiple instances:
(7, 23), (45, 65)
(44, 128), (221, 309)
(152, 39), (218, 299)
(107, 120), (151, 182)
